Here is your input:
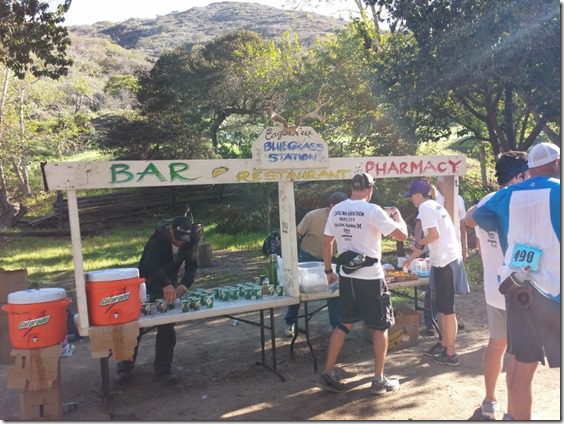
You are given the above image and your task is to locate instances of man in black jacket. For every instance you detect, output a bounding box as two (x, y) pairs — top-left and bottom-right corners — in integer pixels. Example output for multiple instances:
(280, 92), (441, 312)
(117, 216), (202, 385)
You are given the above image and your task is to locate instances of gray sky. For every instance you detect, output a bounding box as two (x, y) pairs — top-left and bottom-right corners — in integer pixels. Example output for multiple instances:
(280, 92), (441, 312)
(63, 0), (359, 26)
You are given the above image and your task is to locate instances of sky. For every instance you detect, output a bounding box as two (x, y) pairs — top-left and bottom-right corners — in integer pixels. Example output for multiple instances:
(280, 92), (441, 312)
(62, 0), (359, 26)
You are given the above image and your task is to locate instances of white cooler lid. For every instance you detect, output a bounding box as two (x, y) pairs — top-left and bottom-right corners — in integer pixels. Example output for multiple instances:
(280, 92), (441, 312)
(85, 268), (139, 282)
(8, 288), (67, 304)
(298, 261), (324, 269)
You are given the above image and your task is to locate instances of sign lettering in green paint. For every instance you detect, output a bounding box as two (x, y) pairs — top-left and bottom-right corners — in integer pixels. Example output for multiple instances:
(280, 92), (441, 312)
(110, 162), (200, 184)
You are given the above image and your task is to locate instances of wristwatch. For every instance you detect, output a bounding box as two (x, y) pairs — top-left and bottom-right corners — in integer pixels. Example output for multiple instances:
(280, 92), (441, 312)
(324, 269), (333, 274)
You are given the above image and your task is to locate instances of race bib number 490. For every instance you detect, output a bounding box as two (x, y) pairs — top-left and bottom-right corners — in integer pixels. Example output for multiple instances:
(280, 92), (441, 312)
(510, 243), (543, 272)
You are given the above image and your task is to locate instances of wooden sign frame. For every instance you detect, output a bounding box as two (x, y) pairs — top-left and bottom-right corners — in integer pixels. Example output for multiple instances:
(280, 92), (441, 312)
(42, 153), (465, 333)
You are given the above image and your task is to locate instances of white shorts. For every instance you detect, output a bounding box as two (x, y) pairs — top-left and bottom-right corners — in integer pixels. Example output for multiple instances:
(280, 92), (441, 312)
(486, 304), (507, 340)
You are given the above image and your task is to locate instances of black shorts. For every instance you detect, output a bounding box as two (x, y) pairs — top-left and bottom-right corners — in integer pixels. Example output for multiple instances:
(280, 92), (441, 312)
(337, 277), (394, 331)
(505, 282), (560, 368)
(431, 264), (455, 314)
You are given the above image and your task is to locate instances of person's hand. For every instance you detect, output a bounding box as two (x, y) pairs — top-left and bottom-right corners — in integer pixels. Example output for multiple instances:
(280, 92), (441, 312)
(162, 284), (176, 305)
(384, 206), (400, 221)
(176, 284), (188, 298)
(326, 271), (338, 284)
(403, 256), (413, 271)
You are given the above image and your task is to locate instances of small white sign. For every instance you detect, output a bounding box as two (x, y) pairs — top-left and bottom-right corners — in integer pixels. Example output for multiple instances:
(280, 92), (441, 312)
(252, 126), (329, 169)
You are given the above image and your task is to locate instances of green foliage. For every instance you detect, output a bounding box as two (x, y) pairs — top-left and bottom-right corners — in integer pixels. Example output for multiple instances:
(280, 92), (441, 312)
(371, 0), (560, 153)
(0, 217), (264, 285)
(464, 250), (485, 291)
(0, 0), (73, 79)
(213, 184), (279, 234)
(104, 75), (139, 97)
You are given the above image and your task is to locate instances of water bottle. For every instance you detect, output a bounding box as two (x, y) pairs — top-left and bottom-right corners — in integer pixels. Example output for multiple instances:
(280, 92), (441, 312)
(139, 282), (147, 303)
(328, 282), (339, 293)
(269, 254), (278, 287)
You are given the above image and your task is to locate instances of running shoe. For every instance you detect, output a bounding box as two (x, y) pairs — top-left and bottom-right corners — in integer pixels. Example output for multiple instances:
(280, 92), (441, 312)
(481, 399), (498, 420)
(370, 375), (400, 395)
(423, 342), (445, 357)
(319, 370), (346, 392)
(433, 351), (460, 366)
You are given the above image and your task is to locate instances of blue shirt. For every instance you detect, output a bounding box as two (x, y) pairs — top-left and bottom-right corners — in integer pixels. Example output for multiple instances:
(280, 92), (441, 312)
(473, 176), (560, 301)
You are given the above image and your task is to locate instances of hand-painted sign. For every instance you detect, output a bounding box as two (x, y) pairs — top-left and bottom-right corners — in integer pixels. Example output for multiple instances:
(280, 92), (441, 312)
(364, 157), (464, 177)
(252, 126), (329, 169)
(41, 155), (466, 190)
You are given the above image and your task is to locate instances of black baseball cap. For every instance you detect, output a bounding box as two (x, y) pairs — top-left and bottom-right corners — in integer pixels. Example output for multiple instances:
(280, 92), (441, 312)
(351, 173), (374, 190)
(171, 216), (194, 242)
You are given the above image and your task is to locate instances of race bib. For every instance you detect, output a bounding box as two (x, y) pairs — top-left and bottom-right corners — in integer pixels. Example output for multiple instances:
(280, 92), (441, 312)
(510, 243), (543, 272)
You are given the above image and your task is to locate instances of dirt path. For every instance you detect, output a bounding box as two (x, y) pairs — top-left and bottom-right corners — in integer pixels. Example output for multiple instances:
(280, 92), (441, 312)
(0, 290), (560, 420)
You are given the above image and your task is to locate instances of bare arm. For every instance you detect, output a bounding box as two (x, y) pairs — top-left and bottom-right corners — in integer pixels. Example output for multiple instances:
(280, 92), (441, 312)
(403, 227), (439, 270)
(323, 235), (338, 283)
(386, 206), (408, 241)
(463, 205), (478, 228)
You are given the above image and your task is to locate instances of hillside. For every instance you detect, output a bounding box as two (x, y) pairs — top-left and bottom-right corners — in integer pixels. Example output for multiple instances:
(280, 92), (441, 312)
(69, 1), (346, 57)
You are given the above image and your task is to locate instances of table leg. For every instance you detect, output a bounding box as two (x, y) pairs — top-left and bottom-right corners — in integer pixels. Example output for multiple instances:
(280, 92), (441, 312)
(303, 301), (318, 373)
(259, 310), (266, 365)
(269, 308), (277, 372)
(100, 357), (110, 397)
(253, 310), (285, 381)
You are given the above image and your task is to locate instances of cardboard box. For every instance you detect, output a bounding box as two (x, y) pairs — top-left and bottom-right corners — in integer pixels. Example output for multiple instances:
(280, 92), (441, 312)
(19, 376), (62, 420)
(89, 320), (140, 360)
(0, 268), (28, 302)
(7, 345), (61, 391)
(388, 303), (421, 351)
(0, 269), (28, 364)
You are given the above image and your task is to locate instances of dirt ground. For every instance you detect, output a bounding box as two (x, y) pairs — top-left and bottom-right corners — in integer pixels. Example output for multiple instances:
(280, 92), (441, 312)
(0, 251), (561, 421)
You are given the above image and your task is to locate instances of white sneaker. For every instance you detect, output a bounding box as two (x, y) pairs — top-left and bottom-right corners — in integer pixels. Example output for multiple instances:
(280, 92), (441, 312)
(284, 323), (295, 337)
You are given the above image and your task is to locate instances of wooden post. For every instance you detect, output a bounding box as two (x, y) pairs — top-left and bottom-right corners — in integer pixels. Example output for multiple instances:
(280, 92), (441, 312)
(67, 190), (89, 332)
(278, 181), (299, 298)
(438, 175), (459, 235)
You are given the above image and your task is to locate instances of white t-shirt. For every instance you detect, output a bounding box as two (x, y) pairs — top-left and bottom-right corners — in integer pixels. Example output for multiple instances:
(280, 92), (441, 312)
(436, 191), (466, 244)
(324, 199), (399, 280)
(474, 192), (505, 310)
(418, 199), (461, 267)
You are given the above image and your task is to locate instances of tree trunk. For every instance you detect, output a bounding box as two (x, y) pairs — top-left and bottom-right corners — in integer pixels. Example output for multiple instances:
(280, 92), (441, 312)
(0, 67), (11, 195)
(17, 85), (30, 195)
(0, 192), (27, 229)
(479, 144), (488, 188)
(503, 85), (515, 150)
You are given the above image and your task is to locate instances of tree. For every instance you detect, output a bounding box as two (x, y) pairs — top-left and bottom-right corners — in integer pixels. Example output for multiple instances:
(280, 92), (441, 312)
(369, 0), (560, 155)
(101, 31), (304, 159)
(0, 0), (73, 228)
(0, 0), (72, 79)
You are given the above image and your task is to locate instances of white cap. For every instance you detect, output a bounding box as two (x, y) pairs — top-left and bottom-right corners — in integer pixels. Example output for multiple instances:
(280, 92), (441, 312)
(528, 143), (560, 168)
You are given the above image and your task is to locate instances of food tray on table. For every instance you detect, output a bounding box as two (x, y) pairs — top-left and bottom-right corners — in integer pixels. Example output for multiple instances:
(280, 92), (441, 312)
(385, 270), (420, 283)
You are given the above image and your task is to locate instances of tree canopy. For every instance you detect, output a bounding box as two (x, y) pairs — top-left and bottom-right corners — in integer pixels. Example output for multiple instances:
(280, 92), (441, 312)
(369, 0), (560, 154)
(0, 0), (73, 79)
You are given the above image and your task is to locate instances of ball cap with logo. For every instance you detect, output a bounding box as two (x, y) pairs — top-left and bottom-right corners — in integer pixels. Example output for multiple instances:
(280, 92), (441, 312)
(404, 178), (432, 198)
(527, 142), (560, 168)
(351, 172), (374, 190)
